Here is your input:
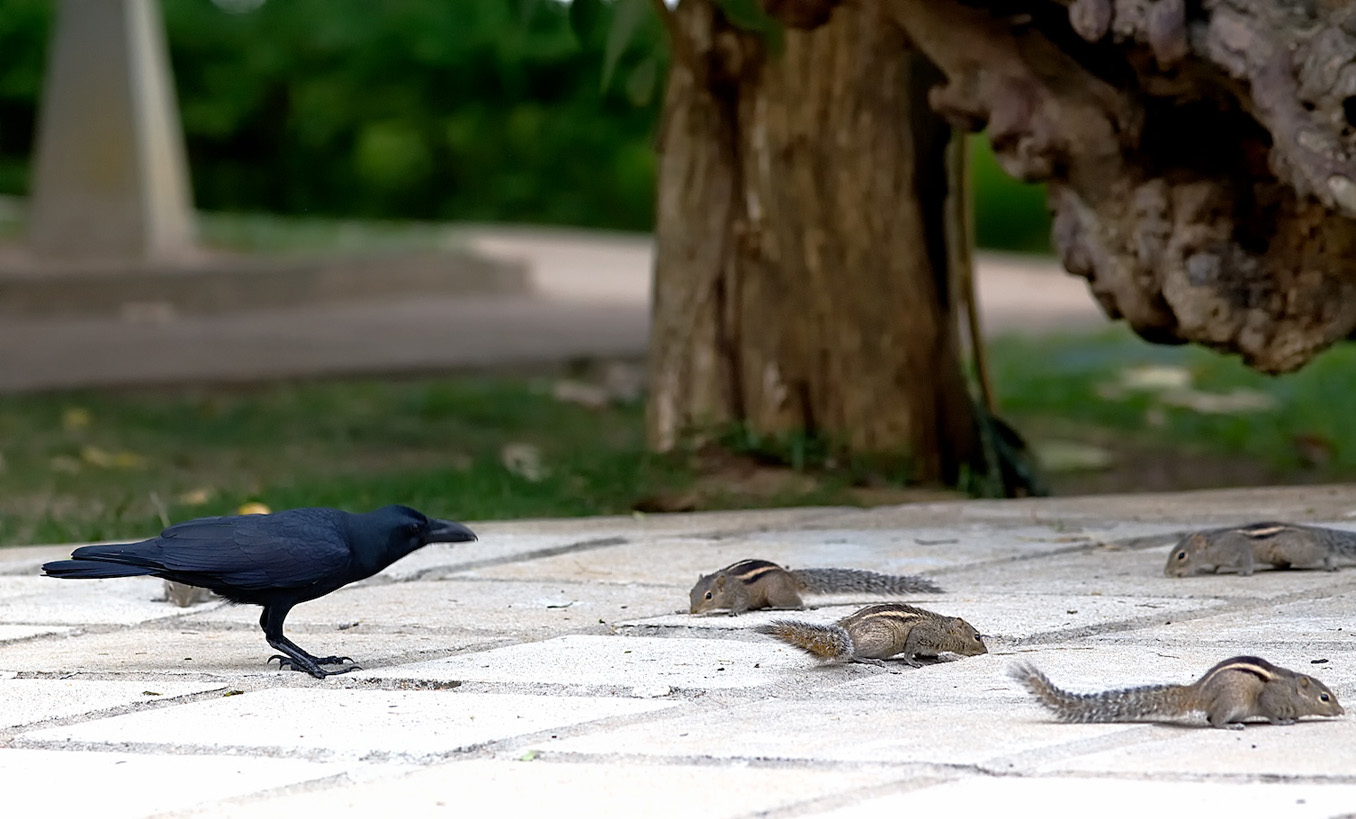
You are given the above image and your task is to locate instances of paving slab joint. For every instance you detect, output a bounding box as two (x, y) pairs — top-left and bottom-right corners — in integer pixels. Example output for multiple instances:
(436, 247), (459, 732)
(402, 536), (633, 583)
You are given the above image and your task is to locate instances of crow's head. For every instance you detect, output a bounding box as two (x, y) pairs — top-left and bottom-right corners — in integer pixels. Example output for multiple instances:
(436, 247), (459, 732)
(354, 505), (478, 572)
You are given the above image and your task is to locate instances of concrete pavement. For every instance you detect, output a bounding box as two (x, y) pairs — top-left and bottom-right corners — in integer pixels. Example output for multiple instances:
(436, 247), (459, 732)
(3, 486), (1355, 817)
(0, 227), (1103, 392)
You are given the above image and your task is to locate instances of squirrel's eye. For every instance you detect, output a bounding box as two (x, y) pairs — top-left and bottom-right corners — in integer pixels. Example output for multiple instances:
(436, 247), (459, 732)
(1321, 693), (1331, 701)
(1175, 551), (1187, 561)
(704, 591), (712, 600)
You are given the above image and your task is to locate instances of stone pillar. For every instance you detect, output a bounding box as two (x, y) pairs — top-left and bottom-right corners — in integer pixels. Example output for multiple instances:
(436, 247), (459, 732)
(27, 0), (194, 260)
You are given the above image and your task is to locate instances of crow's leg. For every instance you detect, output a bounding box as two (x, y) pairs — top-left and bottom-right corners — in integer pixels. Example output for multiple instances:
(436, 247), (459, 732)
(259, 604), (357, 679)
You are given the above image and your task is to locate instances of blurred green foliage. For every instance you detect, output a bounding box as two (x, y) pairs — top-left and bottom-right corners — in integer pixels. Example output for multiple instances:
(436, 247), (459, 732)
(0, 375), (688, 545)
(0, 0), (664, 230)
(991, 326), (1356, 472)
(0, 0), (1049, 248)
(971, 135), (1051, 253)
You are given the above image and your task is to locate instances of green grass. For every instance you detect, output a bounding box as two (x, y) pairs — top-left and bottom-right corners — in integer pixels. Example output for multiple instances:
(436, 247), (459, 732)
(0, 377), (693, 546)
(3, 326), (1355, 546)
(988, 325), (1356, 475)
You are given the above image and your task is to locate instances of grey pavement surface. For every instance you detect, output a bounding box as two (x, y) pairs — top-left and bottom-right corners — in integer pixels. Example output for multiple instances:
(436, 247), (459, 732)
(0, 227), (1103, 392)
(4, 486), (1356, 817)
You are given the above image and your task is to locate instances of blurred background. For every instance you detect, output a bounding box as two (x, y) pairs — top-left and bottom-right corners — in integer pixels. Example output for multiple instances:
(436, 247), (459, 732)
(0, 0), (1350, 547)
(0, 0), (1051, 247)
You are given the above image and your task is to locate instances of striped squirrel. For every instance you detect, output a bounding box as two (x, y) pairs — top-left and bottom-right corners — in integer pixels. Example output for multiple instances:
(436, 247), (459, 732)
(161, 580), (212, 607)
(1010, 655), (1344, 729)
(689, 559), (942, 615)
(1165, 522), (1356, 576)
(757, 603), (987, 667)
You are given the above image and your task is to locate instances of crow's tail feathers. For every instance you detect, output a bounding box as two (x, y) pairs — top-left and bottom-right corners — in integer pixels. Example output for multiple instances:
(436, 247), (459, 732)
(42, 560), (158, 579)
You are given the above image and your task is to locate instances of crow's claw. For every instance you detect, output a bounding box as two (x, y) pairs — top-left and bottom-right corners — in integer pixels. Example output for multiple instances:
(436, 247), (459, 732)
(266, 653), (359, 679)
(313, 655), (355, 666)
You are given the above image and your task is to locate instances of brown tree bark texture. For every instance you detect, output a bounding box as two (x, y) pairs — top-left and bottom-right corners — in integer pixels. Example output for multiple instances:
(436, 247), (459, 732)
(888, 0), (1356, 373)
(648, 0), (981, 483)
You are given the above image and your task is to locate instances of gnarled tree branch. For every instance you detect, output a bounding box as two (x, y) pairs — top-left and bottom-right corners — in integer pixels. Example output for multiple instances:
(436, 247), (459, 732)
(886, 0), (1356, 373)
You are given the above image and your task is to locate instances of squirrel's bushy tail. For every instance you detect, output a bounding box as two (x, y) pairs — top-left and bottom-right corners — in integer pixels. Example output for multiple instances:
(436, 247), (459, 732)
(757, 620), (854, 663)
(1008, 663), (1186, 723)
(795, 567), (942, 595)
(1315, 526), (1356, 557)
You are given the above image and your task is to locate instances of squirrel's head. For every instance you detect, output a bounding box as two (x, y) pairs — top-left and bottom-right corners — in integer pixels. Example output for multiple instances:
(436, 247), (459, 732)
(689, 573), (726, 614)
(1164, 533), (1206, 577)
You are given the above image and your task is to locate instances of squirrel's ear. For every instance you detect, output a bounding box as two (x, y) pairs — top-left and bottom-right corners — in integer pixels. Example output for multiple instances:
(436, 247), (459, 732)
(713, 575), (727, 591)
(1298, 676), (1313, 690)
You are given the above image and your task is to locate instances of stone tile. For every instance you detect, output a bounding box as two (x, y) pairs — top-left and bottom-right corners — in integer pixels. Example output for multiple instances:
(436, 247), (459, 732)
(1042, 718), (1356, 778)
(456, 535), (738, 585)
(803, 501), (1182, 531)
(1154, 566), (1356, 596)
(826, 652), (1024, 704)
(1095, 622), (1356, 656)
(0, 544), (75, 575)
(460, 525), (1110, 587)
(376, 530), (623, 581)
(1143, 591), (1356, 647)
(0, 624), (75, 643)
(1078, 622), (1356, 662)
(541, 698), (1129, 765)
(0, 575), (193, 625)
(948, 546), (1186, 597)
(0, 620), (500, 676)
(183, 578), (678, 638)
(743, 523), (1183, 566)
(624, 593), (1227, 645)
(0, 678), (225, 728)
(947, 543), (1356, 599)
(188, 758), (908, 819)
(0, 748), (344, 819)
(624, 605), (926, 632)
(0, 626), (279, 677)
(808, 775), (1356, 818)
(955, 593), (1230, 642)
(805, 486), (1356, 529)
(373, 634), (807, 690)
(8, 496), (1356, 818)
(19, 690), (675, 760)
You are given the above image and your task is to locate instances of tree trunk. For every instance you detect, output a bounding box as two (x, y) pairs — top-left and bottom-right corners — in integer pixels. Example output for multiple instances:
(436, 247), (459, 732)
(647, 0), (983, 485)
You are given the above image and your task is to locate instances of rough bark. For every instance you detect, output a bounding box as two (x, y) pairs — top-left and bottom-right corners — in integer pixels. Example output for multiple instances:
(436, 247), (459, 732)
(887, 0), (1356, 374)
(648, 0), (983, 484)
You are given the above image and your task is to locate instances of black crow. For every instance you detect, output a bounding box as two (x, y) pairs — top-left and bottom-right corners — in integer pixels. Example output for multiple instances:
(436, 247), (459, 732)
(42, 505), (477, 678)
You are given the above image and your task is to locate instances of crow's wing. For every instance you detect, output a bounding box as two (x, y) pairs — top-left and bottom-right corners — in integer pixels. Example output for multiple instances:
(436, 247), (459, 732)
(73, 508), (353, 591)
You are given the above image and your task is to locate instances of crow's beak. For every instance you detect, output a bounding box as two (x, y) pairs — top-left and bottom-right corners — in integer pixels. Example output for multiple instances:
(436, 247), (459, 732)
(424, 519), (478, 544)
